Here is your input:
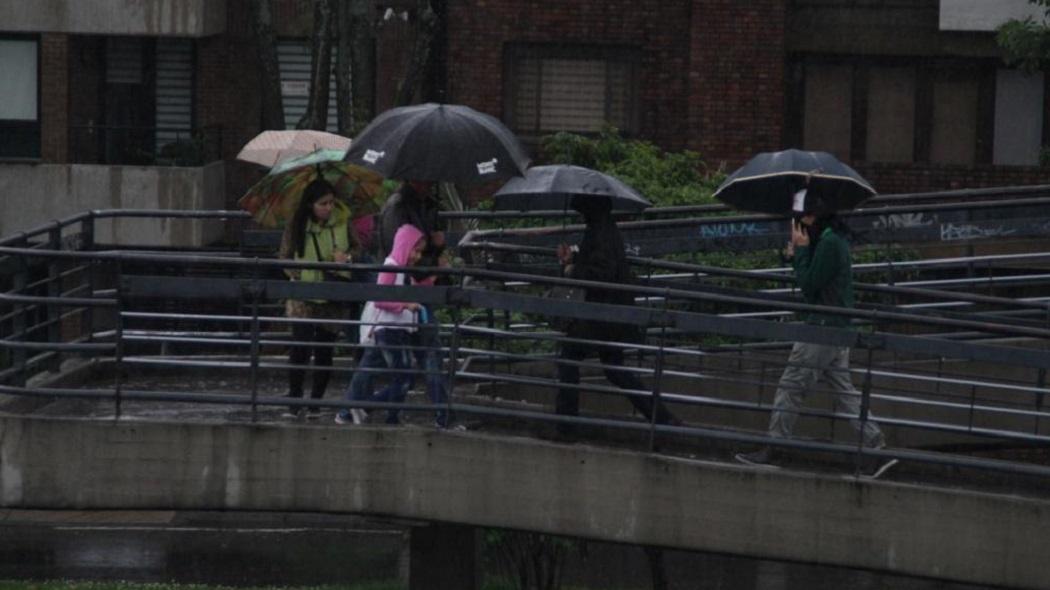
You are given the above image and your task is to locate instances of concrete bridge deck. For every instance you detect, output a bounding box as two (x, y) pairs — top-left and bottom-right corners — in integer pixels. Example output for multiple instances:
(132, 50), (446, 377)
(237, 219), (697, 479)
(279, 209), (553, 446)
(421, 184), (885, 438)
(1, 390), (1048, 589)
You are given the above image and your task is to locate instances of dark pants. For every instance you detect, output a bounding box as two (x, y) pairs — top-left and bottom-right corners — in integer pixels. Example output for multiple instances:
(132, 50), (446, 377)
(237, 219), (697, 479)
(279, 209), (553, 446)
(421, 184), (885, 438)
(288, 321), (337, 411)
(556, 341), (676, 427)
(412, 306), (450, 426)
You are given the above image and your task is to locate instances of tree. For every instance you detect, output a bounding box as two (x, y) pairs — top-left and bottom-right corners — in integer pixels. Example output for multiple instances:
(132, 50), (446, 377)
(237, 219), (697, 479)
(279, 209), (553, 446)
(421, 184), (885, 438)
(997, 0), (1050, 74)
(334, 0), (376, 135)
(297, 0), (335, 130)
(249, 0), (285, 130)
(396, 0), (437, 106)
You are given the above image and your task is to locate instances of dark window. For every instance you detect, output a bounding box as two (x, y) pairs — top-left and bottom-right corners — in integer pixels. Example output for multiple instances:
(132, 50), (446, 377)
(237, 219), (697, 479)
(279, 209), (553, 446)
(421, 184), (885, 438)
(0, 35), (41, 159)
(792, 57), (1033, 166)
(504, 44), (640, 138)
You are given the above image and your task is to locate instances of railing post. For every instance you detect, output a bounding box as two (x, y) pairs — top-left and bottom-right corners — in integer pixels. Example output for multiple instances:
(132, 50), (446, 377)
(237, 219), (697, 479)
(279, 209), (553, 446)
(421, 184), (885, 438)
(647, 320), (668, 453)
(1035, 368), (1046, 436)
(486, 306), (495, 384)
(11, 236), (29, 388)
(46, 224), (62, 372)
(855, 342), (877, 476)
(113, 260), (125, 420)
(81, 214), (96, 347)
(445, 279), (465, 425)
(248, 280), (262, 423)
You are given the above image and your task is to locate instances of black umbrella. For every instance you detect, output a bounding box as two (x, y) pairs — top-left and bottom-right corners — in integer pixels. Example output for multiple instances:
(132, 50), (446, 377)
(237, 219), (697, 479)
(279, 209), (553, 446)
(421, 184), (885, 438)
(493, 165), (652, 212)
(343, 103), (530, 184)
(713, 149), (875, 215)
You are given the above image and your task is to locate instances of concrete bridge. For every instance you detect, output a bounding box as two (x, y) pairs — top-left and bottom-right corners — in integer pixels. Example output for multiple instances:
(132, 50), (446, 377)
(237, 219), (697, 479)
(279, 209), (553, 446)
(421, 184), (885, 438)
(1, 413), (1047, 589)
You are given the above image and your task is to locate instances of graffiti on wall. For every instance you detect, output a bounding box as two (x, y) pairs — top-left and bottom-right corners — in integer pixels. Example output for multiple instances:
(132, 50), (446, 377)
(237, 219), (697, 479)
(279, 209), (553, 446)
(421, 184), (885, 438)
(699, 222), (772, 239)
(872, 212), (936, 230)
(939, 223), (1018, 241)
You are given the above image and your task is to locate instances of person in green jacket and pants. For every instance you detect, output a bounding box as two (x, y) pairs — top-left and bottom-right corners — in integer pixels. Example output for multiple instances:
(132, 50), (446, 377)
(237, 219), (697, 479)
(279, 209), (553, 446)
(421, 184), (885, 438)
(735, 188), (896, 478)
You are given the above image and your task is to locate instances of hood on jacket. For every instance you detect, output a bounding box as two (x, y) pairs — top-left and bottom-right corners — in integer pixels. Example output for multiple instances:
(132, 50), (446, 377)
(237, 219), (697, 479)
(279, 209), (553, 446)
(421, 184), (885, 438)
(389, 223), (426, 266)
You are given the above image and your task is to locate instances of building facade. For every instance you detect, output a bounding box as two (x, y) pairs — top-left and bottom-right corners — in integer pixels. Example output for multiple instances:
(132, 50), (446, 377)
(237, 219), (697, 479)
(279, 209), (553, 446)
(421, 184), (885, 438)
(2, 0), (1049, 241)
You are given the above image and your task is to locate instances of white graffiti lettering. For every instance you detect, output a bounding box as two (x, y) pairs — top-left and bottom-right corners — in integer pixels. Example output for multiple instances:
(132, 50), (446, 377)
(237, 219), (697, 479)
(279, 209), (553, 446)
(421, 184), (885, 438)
(873, 213), (935, 230)
(699, 222), (770, 239)
(939, 223), (1017, 241)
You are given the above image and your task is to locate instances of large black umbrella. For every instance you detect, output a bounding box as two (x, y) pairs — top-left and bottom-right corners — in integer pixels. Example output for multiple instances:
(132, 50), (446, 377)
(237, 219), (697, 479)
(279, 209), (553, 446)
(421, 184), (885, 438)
(493, 165), (652, 212)
(714, 149), (875, 215)
(343, 103), (530, 184)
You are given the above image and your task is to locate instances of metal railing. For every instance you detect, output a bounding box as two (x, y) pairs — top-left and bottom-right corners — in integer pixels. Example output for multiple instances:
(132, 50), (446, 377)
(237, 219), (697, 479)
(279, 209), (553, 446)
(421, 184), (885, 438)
(1, 209), (1049, 489)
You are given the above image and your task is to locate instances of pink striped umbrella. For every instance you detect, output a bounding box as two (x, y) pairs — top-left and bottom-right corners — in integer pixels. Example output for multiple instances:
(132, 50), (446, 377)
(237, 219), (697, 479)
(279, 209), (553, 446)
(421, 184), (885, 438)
(236, 129), (351, 168)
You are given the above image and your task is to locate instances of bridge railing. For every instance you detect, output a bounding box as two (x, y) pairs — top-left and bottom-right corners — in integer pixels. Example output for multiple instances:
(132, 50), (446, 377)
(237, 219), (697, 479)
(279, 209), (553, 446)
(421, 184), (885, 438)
(0, 208), (1048, 483)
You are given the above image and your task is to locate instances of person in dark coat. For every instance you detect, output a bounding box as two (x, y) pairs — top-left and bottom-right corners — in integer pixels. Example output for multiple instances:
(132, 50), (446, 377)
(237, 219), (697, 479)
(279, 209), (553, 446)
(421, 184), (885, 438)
(554, 197), (679, 433)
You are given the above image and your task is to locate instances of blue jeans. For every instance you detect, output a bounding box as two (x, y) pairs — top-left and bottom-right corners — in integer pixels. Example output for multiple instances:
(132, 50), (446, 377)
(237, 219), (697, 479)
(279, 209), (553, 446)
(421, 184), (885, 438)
(414, 307), (450, 427)
(344, 329), (413, 424)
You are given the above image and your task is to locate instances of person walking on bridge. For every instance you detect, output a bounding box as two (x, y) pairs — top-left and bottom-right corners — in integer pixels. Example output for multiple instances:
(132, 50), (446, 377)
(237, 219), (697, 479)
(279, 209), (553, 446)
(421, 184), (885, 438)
(735, 189), (897, 478)
(279, 177), (361, 420)
(554, 197), (679, 436)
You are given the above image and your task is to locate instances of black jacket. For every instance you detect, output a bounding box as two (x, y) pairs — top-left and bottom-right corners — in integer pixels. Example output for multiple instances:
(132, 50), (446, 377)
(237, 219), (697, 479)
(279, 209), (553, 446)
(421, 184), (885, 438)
(566, 213), (638, 343)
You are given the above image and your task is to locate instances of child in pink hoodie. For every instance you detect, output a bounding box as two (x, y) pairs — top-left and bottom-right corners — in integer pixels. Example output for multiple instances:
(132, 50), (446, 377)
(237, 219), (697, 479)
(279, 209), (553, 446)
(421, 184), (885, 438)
(337, 224), (426, 425)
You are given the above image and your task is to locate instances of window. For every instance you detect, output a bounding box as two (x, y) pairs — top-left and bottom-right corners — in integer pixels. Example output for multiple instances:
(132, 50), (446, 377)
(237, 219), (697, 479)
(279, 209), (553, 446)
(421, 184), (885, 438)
(0, 36), (40, 159)
(278, 39), (338, 132)
(802, 63), (852, 161)
(930, 71), (979, 165)
(504, 44), (640, 137)
(994, 69), (1044, 166)
(866, 67), (916, 163)
(795, 57), (1043, 166)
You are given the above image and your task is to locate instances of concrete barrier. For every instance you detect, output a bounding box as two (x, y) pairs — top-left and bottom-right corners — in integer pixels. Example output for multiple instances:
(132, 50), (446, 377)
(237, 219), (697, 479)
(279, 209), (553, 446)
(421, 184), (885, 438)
(0, 415), (1046, 589)
(0, 162), (226, 247)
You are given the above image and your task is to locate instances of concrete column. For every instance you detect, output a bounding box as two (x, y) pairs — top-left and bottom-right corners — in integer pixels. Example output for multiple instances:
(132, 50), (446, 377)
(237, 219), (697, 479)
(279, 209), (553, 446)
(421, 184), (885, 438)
(407, 524), (478, 590)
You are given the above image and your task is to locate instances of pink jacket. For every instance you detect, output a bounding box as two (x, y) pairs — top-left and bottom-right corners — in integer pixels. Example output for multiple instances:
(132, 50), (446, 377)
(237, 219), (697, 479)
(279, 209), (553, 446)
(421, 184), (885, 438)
(375, 224), (425, 313)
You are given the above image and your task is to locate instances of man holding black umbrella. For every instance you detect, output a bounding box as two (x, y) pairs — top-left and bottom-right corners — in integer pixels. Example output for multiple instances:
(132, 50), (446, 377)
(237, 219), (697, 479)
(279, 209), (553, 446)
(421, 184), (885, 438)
(734, 188), (897, 478)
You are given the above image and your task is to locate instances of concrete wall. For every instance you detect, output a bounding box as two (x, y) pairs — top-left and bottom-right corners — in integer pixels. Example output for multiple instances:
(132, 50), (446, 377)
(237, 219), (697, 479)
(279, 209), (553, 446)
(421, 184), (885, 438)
(0, 416), (1046, 589)
(0, 0), (226, 37)
(0, 162), (226, 247)
(940, 0), (1042, 32)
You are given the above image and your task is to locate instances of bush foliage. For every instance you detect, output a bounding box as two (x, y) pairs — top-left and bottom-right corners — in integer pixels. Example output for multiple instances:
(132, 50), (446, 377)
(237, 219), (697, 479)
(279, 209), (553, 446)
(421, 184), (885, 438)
(539, 128), (723, 208)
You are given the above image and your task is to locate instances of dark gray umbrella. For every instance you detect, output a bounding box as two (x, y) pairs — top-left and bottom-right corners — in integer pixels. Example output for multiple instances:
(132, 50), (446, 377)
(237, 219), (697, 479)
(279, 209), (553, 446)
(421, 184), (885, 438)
(714, 149), (875, 215)
(343, 103), (530, 184)
(493, 165), (652, 212)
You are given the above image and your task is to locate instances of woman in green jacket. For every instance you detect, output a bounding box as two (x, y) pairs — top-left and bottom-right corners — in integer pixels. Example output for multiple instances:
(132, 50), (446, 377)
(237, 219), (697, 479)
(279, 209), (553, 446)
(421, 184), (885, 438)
(279, 178), (360, 419)
(736, 189), (896, 478)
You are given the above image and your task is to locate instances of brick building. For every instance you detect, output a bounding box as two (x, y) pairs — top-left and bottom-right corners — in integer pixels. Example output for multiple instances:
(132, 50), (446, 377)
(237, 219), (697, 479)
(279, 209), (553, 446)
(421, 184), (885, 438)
(2, 0), (1050, 241)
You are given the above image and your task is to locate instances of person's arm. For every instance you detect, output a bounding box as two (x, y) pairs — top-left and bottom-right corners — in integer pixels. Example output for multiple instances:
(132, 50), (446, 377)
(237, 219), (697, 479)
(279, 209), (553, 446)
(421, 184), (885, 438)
(793, 234), (845, 300)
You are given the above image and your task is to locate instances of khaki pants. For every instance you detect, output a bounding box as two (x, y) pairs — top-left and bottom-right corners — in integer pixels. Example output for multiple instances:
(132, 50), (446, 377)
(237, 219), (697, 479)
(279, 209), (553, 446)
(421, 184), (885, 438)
(768, 341), (885, 448)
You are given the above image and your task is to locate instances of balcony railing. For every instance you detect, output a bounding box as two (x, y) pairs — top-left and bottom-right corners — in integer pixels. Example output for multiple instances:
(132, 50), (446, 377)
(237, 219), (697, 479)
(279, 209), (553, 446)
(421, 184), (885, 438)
(69, 124), (223, 167)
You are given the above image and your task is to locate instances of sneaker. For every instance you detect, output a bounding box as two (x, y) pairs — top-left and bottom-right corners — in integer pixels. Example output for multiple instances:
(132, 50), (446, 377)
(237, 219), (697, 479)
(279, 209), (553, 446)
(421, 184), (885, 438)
(334, 411), (351, 425)
(350, 408), (368, 425)
(734, 447), (781, 469)
(860, 457), (899, 479)
(282, 409), (302, 420)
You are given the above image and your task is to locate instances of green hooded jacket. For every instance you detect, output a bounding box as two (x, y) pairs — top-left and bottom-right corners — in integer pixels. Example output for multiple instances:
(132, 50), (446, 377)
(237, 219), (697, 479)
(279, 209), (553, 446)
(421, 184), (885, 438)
(792, 226), (854, 328)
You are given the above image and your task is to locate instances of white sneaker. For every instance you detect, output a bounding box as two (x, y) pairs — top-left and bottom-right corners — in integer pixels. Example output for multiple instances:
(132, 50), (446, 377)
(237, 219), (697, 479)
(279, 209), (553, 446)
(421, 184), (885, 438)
(350, 408), (368, 425)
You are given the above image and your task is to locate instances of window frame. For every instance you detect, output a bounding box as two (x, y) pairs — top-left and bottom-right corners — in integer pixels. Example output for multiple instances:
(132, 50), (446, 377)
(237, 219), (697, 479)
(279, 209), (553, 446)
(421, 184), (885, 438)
(788, 54), (1018, 167)
(502, 43), (642, 140)
(0, 33), (42, 161)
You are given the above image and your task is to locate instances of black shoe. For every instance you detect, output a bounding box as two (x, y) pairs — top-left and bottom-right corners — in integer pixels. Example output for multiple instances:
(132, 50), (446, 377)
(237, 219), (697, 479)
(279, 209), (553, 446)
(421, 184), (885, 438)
(860, 456), (899, 479)
(734, 447), (780, 469)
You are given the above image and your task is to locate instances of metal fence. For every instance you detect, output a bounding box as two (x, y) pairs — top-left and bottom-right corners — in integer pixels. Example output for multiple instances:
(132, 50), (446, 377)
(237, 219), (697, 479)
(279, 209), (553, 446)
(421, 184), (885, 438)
(1, 207), (1049, 484)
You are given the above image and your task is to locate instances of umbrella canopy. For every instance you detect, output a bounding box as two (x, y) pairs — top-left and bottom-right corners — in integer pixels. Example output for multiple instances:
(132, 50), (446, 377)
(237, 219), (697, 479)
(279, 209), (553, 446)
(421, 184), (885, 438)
(493, 165), (651, 212)
(714, 149), (875, 215)
(343, 103), (530, 184)
(237, 129), (351, 168)
(238, 148), (385, 228)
